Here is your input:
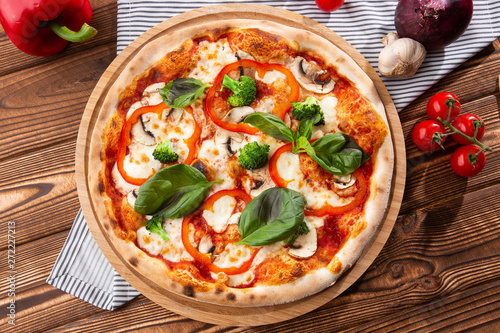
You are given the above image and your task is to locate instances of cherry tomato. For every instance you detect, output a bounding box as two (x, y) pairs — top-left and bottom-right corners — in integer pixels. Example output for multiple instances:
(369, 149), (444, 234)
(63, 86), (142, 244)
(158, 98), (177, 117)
(427, 92), (461, 122)
(412, 120), (447, 152)
(450, 145), (486, 177)
(451, 113), (485, 145)
(315, 0), (344, 12)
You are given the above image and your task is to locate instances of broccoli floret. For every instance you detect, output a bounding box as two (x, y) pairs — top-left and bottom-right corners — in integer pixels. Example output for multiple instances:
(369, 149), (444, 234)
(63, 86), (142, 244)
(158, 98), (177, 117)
(290, 96), (325, 125)
(285, 221), (309, 245)
(238, 142), (270, 170)
(152, 139), (179, 164)
(145, 216), (169, 241)
(222, 75), (257, 107)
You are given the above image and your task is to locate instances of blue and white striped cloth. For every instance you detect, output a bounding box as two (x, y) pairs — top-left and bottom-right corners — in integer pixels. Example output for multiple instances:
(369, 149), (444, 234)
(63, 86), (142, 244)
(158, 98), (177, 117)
(47, 0), (500, 310)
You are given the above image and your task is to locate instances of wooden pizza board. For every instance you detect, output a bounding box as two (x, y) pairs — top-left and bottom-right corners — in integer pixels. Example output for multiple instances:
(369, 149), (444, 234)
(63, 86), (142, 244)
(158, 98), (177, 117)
(75, 4), (406, 326)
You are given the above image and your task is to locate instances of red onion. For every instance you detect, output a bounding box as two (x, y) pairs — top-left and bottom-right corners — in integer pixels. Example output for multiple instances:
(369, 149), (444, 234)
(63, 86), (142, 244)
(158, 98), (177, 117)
(394, 0), (473, 51)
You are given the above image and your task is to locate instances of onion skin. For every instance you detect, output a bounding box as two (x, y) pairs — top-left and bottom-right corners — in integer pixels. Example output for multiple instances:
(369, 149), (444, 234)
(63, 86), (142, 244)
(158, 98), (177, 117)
(395, 0), (473, 51)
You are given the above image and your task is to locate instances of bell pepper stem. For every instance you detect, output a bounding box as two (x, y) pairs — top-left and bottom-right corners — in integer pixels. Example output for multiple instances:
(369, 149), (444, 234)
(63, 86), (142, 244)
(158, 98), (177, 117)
(47, 21), (97, 43)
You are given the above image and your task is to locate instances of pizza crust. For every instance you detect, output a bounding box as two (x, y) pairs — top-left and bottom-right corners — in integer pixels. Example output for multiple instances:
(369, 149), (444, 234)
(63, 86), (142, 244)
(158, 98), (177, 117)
(88, 20), (394, 307)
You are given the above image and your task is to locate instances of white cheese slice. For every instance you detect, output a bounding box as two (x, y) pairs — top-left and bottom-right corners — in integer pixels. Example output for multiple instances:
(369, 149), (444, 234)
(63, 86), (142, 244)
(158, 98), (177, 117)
(202, 195), (237, 233)
(319, 96), (339, 133)
(189, 39), (238, 84)
(121, 142), (162, 179)
(136, 219), (193, 263)
(212, 243), (253, 269)
(257, 70), (286, 84)
(111, 164), (139, 195)
(276, 151), (302, 185)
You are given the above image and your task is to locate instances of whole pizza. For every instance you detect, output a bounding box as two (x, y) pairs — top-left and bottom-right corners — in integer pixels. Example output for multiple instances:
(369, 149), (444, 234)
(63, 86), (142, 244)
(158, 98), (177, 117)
(88, 20), (394, 306)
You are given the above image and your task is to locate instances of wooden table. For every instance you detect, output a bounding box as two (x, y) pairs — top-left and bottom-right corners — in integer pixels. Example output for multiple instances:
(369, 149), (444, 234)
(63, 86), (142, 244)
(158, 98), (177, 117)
(1, 1), (499, 331)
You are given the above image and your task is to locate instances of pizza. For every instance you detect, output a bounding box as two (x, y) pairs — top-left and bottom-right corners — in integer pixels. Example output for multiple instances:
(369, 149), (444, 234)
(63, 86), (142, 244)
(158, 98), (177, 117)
(88, 20), (394, 307)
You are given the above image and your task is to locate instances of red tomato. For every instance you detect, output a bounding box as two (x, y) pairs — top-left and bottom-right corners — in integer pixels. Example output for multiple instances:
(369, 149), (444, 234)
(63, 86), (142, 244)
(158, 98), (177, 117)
(450, 145), (486, 177)
(315, 0), (344, 12)
(451, 113), (485, 145)
(427, 92), (461, 122)
(412, 120), (447, 151)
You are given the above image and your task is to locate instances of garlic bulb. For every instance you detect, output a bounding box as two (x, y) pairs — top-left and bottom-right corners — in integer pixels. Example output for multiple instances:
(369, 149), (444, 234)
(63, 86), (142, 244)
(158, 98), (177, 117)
(378, 32), (426, 78)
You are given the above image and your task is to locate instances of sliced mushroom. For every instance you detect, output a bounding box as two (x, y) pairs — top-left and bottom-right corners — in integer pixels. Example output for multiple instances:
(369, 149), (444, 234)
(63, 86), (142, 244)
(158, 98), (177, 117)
(126, 189), (139, 207)
(236, 50), (255, 61)
(167, 108), (184, 124)
(222, 106), (255, 124)
(288, 225), (317, 259)
(215, 128), (245, 156)
(142, 82), (165, 105)
(198, 234), (215, 254)
(248, 170), (273, 196)
(333, 173), (355, 189)
(131, 115), (157, 146)
(291, 57), (335, 94)
(191, 159), (216, 181)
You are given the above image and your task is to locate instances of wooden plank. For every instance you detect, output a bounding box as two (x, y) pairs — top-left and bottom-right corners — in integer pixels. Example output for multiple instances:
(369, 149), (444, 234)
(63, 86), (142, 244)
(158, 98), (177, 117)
(0, 283), (105, 332)
(0, 231), (68, 295)
(0, 43), (116, 162)
(0, 140), (79, 248)
(344, 280), (500, 332)
(0, 0), (117, 77)
(47, 297), (208, 333)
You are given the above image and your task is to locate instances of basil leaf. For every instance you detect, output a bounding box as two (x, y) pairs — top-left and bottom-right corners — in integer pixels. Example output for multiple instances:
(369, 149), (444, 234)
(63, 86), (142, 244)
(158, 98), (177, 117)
(243, 112), (295, 142)
(309, 133), (369, 176)
(238, 187), (306, 246)
(157, 183), (217, 219)
(134, 164), (222, 218)
(159, 78), (210, 108)
(297, 113), (322, 141)
(293, 136), (315, 155)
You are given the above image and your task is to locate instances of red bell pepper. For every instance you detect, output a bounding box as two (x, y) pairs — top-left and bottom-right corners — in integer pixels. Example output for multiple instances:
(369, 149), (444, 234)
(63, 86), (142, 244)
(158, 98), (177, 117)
(116, 103), (202, 186)
(268, 142), (368, 216)
(181, 189), (260, 275)
(204, 59), (300, 135)
(0, 0), (97, 56)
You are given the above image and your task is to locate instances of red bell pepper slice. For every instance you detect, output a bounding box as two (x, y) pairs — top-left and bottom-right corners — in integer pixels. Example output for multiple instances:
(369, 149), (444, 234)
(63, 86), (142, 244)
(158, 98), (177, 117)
(116, 104), (201, 186)
(204, 59), (300, 135)
(304, 169), (367, 217)
(268, 142), (295, 188)
(0, 0), (97, 57)
(269, 142), (368, 216)
(181, 189), (260, 275)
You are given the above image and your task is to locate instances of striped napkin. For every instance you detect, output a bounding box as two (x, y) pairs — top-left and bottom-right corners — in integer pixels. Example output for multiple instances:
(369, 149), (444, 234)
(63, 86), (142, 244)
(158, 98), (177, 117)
(47, 0), (500, 310)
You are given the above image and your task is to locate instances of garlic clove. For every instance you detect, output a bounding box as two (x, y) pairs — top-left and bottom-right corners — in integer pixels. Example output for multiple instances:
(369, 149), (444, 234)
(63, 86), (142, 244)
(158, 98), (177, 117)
(378, 32), (427, 78)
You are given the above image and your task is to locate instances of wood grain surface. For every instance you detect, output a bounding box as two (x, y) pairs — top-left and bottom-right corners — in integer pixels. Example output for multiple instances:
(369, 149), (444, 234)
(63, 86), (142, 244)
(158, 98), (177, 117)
(1, 0), (499, 331)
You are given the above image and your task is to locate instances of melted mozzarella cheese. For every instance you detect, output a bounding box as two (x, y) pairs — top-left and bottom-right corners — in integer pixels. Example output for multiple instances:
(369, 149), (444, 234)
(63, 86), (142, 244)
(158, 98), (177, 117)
(276, 151), (302, 185)
(275, 151), (349, 209)
(142, 82), (165, 106)
(111, 164), (139, 195)
(302, 187), (351, 209)
(213, 243), (253, 268)
(305, 215), (324, 229)
(189, 39), (238, 84)
(257, 70), (287, 84)
(137, 219), (193, 262)
(202, 195), (236, 233)
(319, 96), (339, 133)
(227, 270), (254, 287)
(122, 142), (162, 178)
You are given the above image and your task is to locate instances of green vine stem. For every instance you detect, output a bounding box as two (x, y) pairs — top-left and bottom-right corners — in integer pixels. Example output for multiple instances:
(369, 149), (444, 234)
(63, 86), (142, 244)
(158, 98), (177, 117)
(436, 98), (492, 153)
